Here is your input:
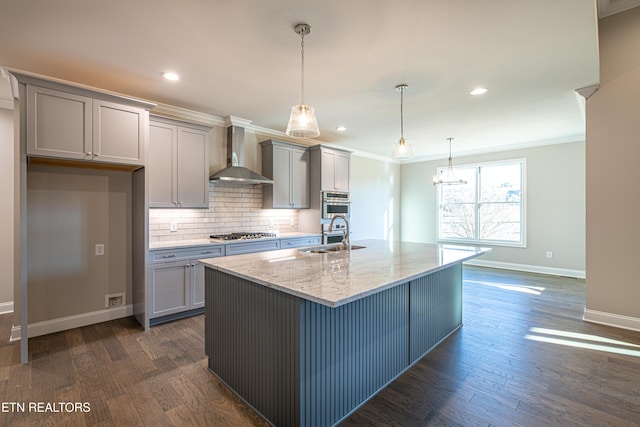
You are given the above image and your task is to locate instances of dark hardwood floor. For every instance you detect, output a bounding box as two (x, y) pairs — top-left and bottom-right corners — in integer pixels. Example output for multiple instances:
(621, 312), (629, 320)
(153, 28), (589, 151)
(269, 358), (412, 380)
(1, 266), (639, 426)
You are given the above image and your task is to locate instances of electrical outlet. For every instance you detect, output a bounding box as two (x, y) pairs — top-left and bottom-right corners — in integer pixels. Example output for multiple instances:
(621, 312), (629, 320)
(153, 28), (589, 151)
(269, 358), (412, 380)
(95, 243), (105, 256)
(290, 216), (295, 226)
(269, 218), (274, 227)
(170, 221), (178, 232)
(545, 251), (553, 259)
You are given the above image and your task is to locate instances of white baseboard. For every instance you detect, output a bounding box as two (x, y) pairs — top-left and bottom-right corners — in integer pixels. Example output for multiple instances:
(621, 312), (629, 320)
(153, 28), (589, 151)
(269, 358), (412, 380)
(0, 301), (13, 315)
(464, 259), (585, 279)
(583, 309), (640, 332)
(10, 304), (133, 341)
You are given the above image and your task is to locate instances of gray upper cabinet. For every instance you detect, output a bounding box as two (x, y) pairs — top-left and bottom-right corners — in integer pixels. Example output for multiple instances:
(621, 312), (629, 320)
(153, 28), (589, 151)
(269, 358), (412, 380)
(26, 85), (147, 166)
(318, 146), (351, 191)
(261, 140), (309, 209)
(93, 99), (147, 165)
(148, 121), (176, 206)
(148, 118), (210, 208)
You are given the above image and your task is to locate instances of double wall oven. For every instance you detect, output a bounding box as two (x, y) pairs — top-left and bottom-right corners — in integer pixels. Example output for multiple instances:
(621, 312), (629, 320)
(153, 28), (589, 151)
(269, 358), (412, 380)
(321, 191), (350, 244)
(322, 191), (350, 219)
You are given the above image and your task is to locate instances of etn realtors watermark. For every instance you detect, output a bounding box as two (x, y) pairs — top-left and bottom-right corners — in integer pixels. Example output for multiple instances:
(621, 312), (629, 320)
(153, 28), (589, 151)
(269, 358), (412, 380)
(2, 401), (91, 413)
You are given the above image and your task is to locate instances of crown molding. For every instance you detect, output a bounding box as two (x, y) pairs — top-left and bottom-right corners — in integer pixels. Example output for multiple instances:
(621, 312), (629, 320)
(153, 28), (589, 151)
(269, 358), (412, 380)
(402, 134), (585, 164)
(575, 84), (600, 99)
(350, 149), (395, 163)
(0, 99), (13, 110)
(151, 103), (226, 127)
(597, 0), (640, 18)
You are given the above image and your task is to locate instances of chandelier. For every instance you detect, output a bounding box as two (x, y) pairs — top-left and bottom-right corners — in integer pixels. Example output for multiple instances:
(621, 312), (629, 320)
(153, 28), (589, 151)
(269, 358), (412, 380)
(433, 138), (466, 185)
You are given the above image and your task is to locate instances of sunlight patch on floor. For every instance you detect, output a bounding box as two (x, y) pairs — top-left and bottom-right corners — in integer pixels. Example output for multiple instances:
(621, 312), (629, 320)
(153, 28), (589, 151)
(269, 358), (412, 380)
(466, 279), (545, 295)
(525, 327), (640, 357)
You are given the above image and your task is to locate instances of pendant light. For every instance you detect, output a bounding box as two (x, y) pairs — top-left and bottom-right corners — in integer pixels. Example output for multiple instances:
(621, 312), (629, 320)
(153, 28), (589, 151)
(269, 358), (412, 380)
(286, 23), (320, 138)
(433, 138), (466, 185)
(392, 84), (414, 160)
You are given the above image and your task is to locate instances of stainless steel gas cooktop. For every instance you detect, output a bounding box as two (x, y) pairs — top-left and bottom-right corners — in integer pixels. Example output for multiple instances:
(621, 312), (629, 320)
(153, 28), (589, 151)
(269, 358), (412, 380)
(210, 232), (277, 241)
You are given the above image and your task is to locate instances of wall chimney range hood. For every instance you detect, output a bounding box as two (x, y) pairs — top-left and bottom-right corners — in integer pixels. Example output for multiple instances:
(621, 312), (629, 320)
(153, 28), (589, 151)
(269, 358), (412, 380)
(209, 125), (273, 185)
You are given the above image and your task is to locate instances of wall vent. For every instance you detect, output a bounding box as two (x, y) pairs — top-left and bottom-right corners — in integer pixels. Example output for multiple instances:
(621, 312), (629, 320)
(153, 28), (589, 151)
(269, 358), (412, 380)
(105, 292), (126, 309)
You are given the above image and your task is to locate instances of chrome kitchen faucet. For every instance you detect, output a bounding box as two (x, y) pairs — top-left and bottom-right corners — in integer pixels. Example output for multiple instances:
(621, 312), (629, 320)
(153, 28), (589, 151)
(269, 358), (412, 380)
(328, 215), (350, 250)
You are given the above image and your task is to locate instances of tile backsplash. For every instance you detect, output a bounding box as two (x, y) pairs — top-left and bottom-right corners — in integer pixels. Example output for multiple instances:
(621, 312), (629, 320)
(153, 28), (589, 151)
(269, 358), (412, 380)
(149, 182), (300, 243)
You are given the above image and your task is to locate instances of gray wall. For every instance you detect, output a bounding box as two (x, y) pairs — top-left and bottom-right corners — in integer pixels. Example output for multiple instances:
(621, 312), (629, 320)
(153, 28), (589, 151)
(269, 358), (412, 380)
(400, 141), (586, 274)
(585, 7), (640, 322)
(26, 165), (132, 323)
(350, 155), (401, 241)
(0, 108), (14, 311)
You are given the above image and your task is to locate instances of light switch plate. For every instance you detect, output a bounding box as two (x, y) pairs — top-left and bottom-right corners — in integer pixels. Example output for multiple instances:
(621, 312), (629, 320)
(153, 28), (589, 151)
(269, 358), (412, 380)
(95, 243), (105, 256)
(170, 221), (178, 232)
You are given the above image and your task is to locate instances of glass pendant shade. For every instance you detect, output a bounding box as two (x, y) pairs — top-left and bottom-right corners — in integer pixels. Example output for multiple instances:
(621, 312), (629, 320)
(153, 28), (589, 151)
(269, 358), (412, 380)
(286, 104), (320, 138)
(392, 137), (413, 160)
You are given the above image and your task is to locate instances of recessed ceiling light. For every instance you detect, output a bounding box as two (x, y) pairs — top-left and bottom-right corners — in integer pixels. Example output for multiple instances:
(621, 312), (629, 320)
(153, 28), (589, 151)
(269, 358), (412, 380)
(470, 87), (488, 96)
(336, 126), (347, 132)
(162, 72), (180, 81)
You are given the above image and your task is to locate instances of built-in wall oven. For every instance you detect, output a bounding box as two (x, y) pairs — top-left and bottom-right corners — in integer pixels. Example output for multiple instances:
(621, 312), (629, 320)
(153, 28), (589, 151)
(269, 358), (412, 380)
(323, 228), (347, 244)
(322, 191), (350, 219)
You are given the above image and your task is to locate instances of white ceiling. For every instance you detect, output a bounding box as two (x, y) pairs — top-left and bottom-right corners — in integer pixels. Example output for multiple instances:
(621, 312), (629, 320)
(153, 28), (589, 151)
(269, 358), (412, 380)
(0, 0), (630, 161)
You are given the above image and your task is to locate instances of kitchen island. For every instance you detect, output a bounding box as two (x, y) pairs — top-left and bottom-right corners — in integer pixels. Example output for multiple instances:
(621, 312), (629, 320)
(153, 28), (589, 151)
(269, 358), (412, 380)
(200, 239), (489, 427)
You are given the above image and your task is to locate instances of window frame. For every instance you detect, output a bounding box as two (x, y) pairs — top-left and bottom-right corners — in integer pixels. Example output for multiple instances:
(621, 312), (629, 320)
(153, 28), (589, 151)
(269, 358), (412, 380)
(436, 158), (526, 248)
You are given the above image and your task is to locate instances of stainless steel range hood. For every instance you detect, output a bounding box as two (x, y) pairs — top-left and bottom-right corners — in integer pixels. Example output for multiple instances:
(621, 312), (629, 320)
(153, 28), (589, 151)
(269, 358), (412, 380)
(209, 125), (273, 185)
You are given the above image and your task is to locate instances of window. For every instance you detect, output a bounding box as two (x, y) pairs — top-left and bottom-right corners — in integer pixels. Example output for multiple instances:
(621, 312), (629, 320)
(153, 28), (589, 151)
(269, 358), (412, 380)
(437, 159), (525, 247)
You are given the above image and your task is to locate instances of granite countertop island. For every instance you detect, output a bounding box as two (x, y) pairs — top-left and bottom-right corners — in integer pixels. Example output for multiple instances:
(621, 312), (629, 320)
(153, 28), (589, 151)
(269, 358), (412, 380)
(200, 239), (489, 307)
(202, 239), (489, 427)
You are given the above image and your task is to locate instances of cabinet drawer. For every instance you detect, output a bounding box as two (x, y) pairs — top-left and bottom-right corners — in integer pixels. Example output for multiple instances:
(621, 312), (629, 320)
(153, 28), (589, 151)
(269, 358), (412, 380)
(280, 236), (321, 249)
(151, 245), (225, 263)
(225, 239), (281, 256)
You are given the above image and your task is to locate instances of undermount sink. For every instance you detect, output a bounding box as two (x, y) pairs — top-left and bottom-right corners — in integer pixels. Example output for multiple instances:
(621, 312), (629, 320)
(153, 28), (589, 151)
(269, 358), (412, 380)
(300, 245), (366, 254)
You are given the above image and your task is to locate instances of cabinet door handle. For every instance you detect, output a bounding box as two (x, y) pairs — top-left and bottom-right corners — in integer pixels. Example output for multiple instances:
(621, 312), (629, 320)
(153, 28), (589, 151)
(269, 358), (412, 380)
(163, 254), (176, 259)
(202, 251), (212, 254)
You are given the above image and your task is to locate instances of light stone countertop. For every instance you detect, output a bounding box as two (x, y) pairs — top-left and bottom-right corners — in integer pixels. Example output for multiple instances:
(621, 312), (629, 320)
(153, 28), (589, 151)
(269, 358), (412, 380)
(200, 239), (491, 307)
(149, 232), (321, 250)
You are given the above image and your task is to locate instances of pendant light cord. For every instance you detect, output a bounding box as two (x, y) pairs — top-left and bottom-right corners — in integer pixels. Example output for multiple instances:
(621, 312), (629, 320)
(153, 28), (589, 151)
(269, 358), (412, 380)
(400, 86), (404, 141)
(300, 30), (305, 105)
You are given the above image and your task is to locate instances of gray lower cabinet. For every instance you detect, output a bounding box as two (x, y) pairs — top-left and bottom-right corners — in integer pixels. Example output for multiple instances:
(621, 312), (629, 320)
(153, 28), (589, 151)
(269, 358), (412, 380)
(26, 83), (148, 166)
(150, 261), (191, 318)
(150, 245), (224, 324)
(225, 239), (281, 256)
(149, 237), (318, 324)
(149, 117), (210, 208)
(280, 235), (321, 249)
